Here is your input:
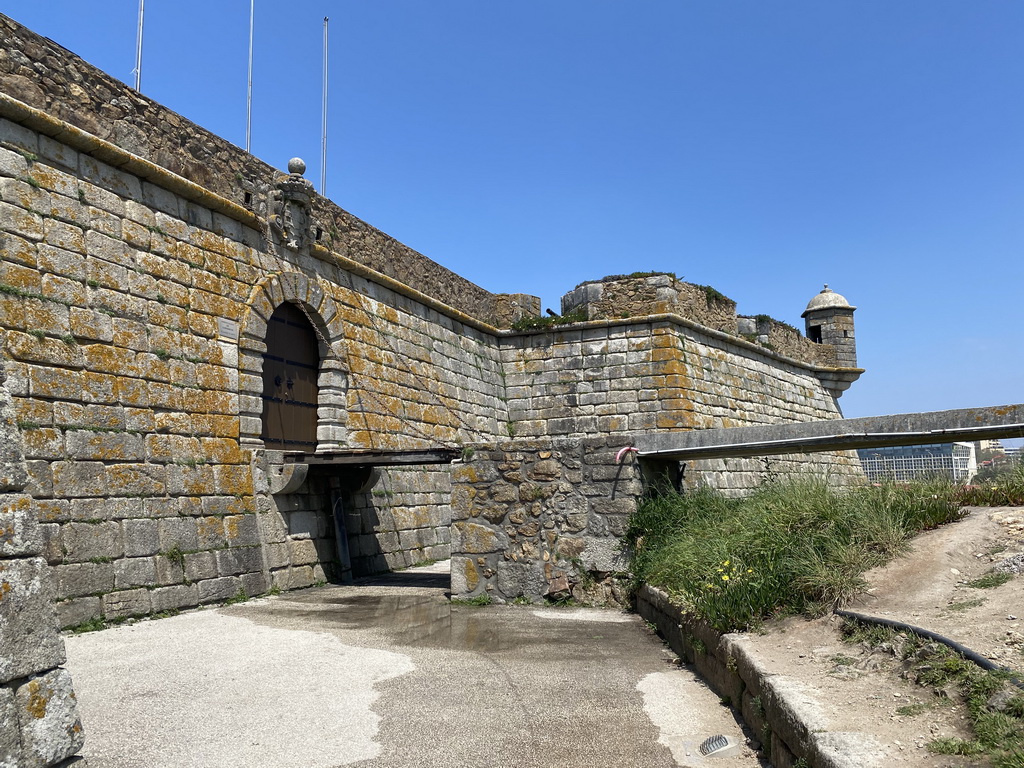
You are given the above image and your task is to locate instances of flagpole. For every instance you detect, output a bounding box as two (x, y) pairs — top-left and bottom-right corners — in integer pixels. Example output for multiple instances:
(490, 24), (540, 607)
(321, 16), (329, 196)
(246, 0), (254, 152)
(134, 0), (145, 91)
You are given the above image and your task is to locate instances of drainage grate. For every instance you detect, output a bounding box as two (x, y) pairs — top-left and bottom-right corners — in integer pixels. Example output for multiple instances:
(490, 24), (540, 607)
(699, 734), (739, 757)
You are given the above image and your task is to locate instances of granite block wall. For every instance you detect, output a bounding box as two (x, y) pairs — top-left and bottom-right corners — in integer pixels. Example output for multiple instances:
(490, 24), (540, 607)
(499, 321), (863, 489)
(0, 362), (84, 767)
(345, 465), (453, 576)
(0, 104), (511, 626)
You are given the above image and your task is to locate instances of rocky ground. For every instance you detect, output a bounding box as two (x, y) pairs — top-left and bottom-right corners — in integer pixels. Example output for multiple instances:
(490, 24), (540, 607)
(740, 506), (1024, 766)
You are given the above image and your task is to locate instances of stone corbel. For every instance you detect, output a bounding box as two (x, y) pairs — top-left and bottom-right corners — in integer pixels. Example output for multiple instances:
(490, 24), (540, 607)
(268, 461), (309, 495)
(816, 368), (864, 399)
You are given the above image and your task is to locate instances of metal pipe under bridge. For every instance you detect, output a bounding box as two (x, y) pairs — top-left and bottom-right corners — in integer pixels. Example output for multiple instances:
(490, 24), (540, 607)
(635, 404), (1024, 461)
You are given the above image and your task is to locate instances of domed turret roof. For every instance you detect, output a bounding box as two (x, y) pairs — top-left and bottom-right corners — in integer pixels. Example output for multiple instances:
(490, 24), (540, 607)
(802, 284), (855, 316)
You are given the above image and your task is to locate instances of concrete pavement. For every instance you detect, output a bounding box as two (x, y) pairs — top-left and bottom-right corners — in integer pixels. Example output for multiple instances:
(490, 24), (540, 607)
(64, 562), (762, 768)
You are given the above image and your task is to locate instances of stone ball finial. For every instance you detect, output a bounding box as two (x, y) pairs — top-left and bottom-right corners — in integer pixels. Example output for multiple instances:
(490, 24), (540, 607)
(287, 157), (306, 176)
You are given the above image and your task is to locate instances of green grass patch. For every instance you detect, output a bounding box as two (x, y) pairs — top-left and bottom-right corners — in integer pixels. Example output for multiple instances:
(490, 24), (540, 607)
(451, 593), (492, 607)
(968, 571), (1015, 589)
(944, 597), (986, 613)
(841, 618), (1024, 766)
(956, 463), (1024, 506)
(69, 616), (107, 634)
(625, 477), (963, 632)
(895, 702), (929, 716)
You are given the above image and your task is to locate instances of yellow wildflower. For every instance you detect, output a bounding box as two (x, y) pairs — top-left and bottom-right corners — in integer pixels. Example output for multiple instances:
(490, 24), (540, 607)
(722, 575), (729, 581)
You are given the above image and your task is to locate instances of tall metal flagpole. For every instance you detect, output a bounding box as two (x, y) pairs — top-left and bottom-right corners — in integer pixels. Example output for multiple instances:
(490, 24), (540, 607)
(321, 16), (329, 196)
(246, 0), (254, 152)
(134, 0), (145, 91)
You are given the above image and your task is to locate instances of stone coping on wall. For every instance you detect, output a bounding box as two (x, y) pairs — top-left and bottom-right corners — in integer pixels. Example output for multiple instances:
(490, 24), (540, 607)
(0, 82), (867, 391)
(0, 89), (523, 338)
(637, 585), (882, 768)
(504, 311), (865, 379)
(0, 13), (532, 327)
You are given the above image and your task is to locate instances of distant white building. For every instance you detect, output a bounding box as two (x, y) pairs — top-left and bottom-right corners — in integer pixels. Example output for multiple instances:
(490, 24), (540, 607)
(857, 442), (977, 483)
(977, 439), (1006, 455)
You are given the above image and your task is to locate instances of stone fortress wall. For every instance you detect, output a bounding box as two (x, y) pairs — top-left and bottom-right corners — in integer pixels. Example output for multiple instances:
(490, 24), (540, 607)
(1, 364), (84, 767)
(0, 10), (864, 634)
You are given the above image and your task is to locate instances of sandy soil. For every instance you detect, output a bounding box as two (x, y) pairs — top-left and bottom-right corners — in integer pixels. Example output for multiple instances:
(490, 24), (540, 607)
(740, 506), (1024, 767)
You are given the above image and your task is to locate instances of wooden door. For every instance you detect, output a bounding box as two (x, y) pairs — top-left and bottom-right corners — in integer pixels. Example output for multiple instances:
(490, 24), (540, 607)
(261, 303), (319, 451)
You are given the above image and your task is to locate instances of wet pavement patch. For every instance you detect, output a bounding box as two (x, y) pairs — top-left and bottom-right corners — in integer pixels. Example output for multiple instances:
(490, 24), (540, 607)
(260, 591), (638, 656)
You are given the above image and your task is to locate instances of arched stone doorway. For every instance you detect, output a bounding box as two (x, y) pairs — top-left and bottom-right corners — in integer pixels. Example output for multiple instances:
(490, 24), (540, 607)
(261, 302), (320, 451)
(238, 273), (348, 452)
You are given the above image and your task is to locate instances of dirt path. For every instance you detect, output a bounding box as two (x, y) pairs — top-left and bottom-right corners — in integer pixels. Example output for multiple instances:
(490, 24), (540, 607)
(740, 506), (1024, 767)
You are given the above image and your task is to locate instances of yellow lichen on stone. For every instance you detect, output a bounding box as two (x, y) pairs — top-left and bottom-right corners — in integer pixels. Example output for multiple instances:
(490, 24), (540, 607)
(463, 558), (479, 592)
(25, 679), (50, 719)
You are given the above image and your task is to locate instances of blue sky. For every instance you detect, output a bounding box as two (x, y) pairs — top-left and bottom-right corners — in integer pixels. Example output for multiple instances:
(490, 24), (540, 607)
(4, 1), (1023, 425)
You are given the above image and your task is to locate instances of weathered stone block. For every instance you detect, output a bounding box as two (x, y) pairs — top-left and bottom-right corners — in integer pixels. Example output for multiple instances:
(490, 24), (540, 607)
(28, 365), (81, 401)
(157, 517), (198, 553)
(0, 492), (41, 556)
(122, 518), (159, 557)
(149, 584), (198, 613)
(288, 538), (319, 566)
(184, 552), (217, 582)
(240, 571), (269, 597)
(70, 497), (142, 522)
(114, 557), (156, 589)
(104, 463), (165, 496)
(398, 529), (421, 551)
(35, 501), (68, 527)
(0, 685), (21, 765)
(424, 544), (450, 562)
(62, 521), (122, 563)
(55, 562), (113, 600)
(65, 430), (144, 462)
(452, 521), (506, 554)
(285, 566), (314, 590)
(224, 513), (260, 547)
(195, 516), (226, 549)
(19, 427), (63, 462)
(200, 494), (245, 517)
(0, 558), (64, 685)
(142, 497), (178, 518)
(102, 588), (151, 619)
(264, 542), (290, 570)
(38, 523), (62, 564)
(153, 555), (184, 586)
(214, 549), (242, 577)
(14, 669), (84, 766)
(197, 576), (242, 604)
(51, 461), (105, 498)
(450, 556), (481, 596)
(56, 597), (102, 630)
(496, 560), (547, 599)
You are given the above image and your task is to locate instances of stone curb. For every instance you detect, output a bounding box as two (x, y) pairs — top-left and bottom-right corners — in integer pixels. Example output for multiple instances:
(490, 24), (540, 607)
(637, 585), (883, 768)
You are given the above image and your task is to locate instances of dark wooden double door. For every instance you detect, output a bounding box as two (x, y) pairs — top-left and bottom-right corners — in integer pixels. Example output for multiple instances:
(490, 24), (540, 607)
(261, 303), (319, 451)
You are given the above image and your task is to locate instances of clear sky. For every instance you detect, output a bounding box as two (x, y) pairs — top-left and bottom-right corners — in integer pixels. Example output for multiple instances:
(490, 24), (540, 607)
(3, 1), (1022, 424)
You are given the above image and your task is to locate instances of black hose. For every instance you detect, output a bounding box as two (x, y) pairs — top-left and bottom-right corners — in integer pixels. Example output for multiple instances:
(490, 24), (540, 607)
(835, 608), (1024, 691)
